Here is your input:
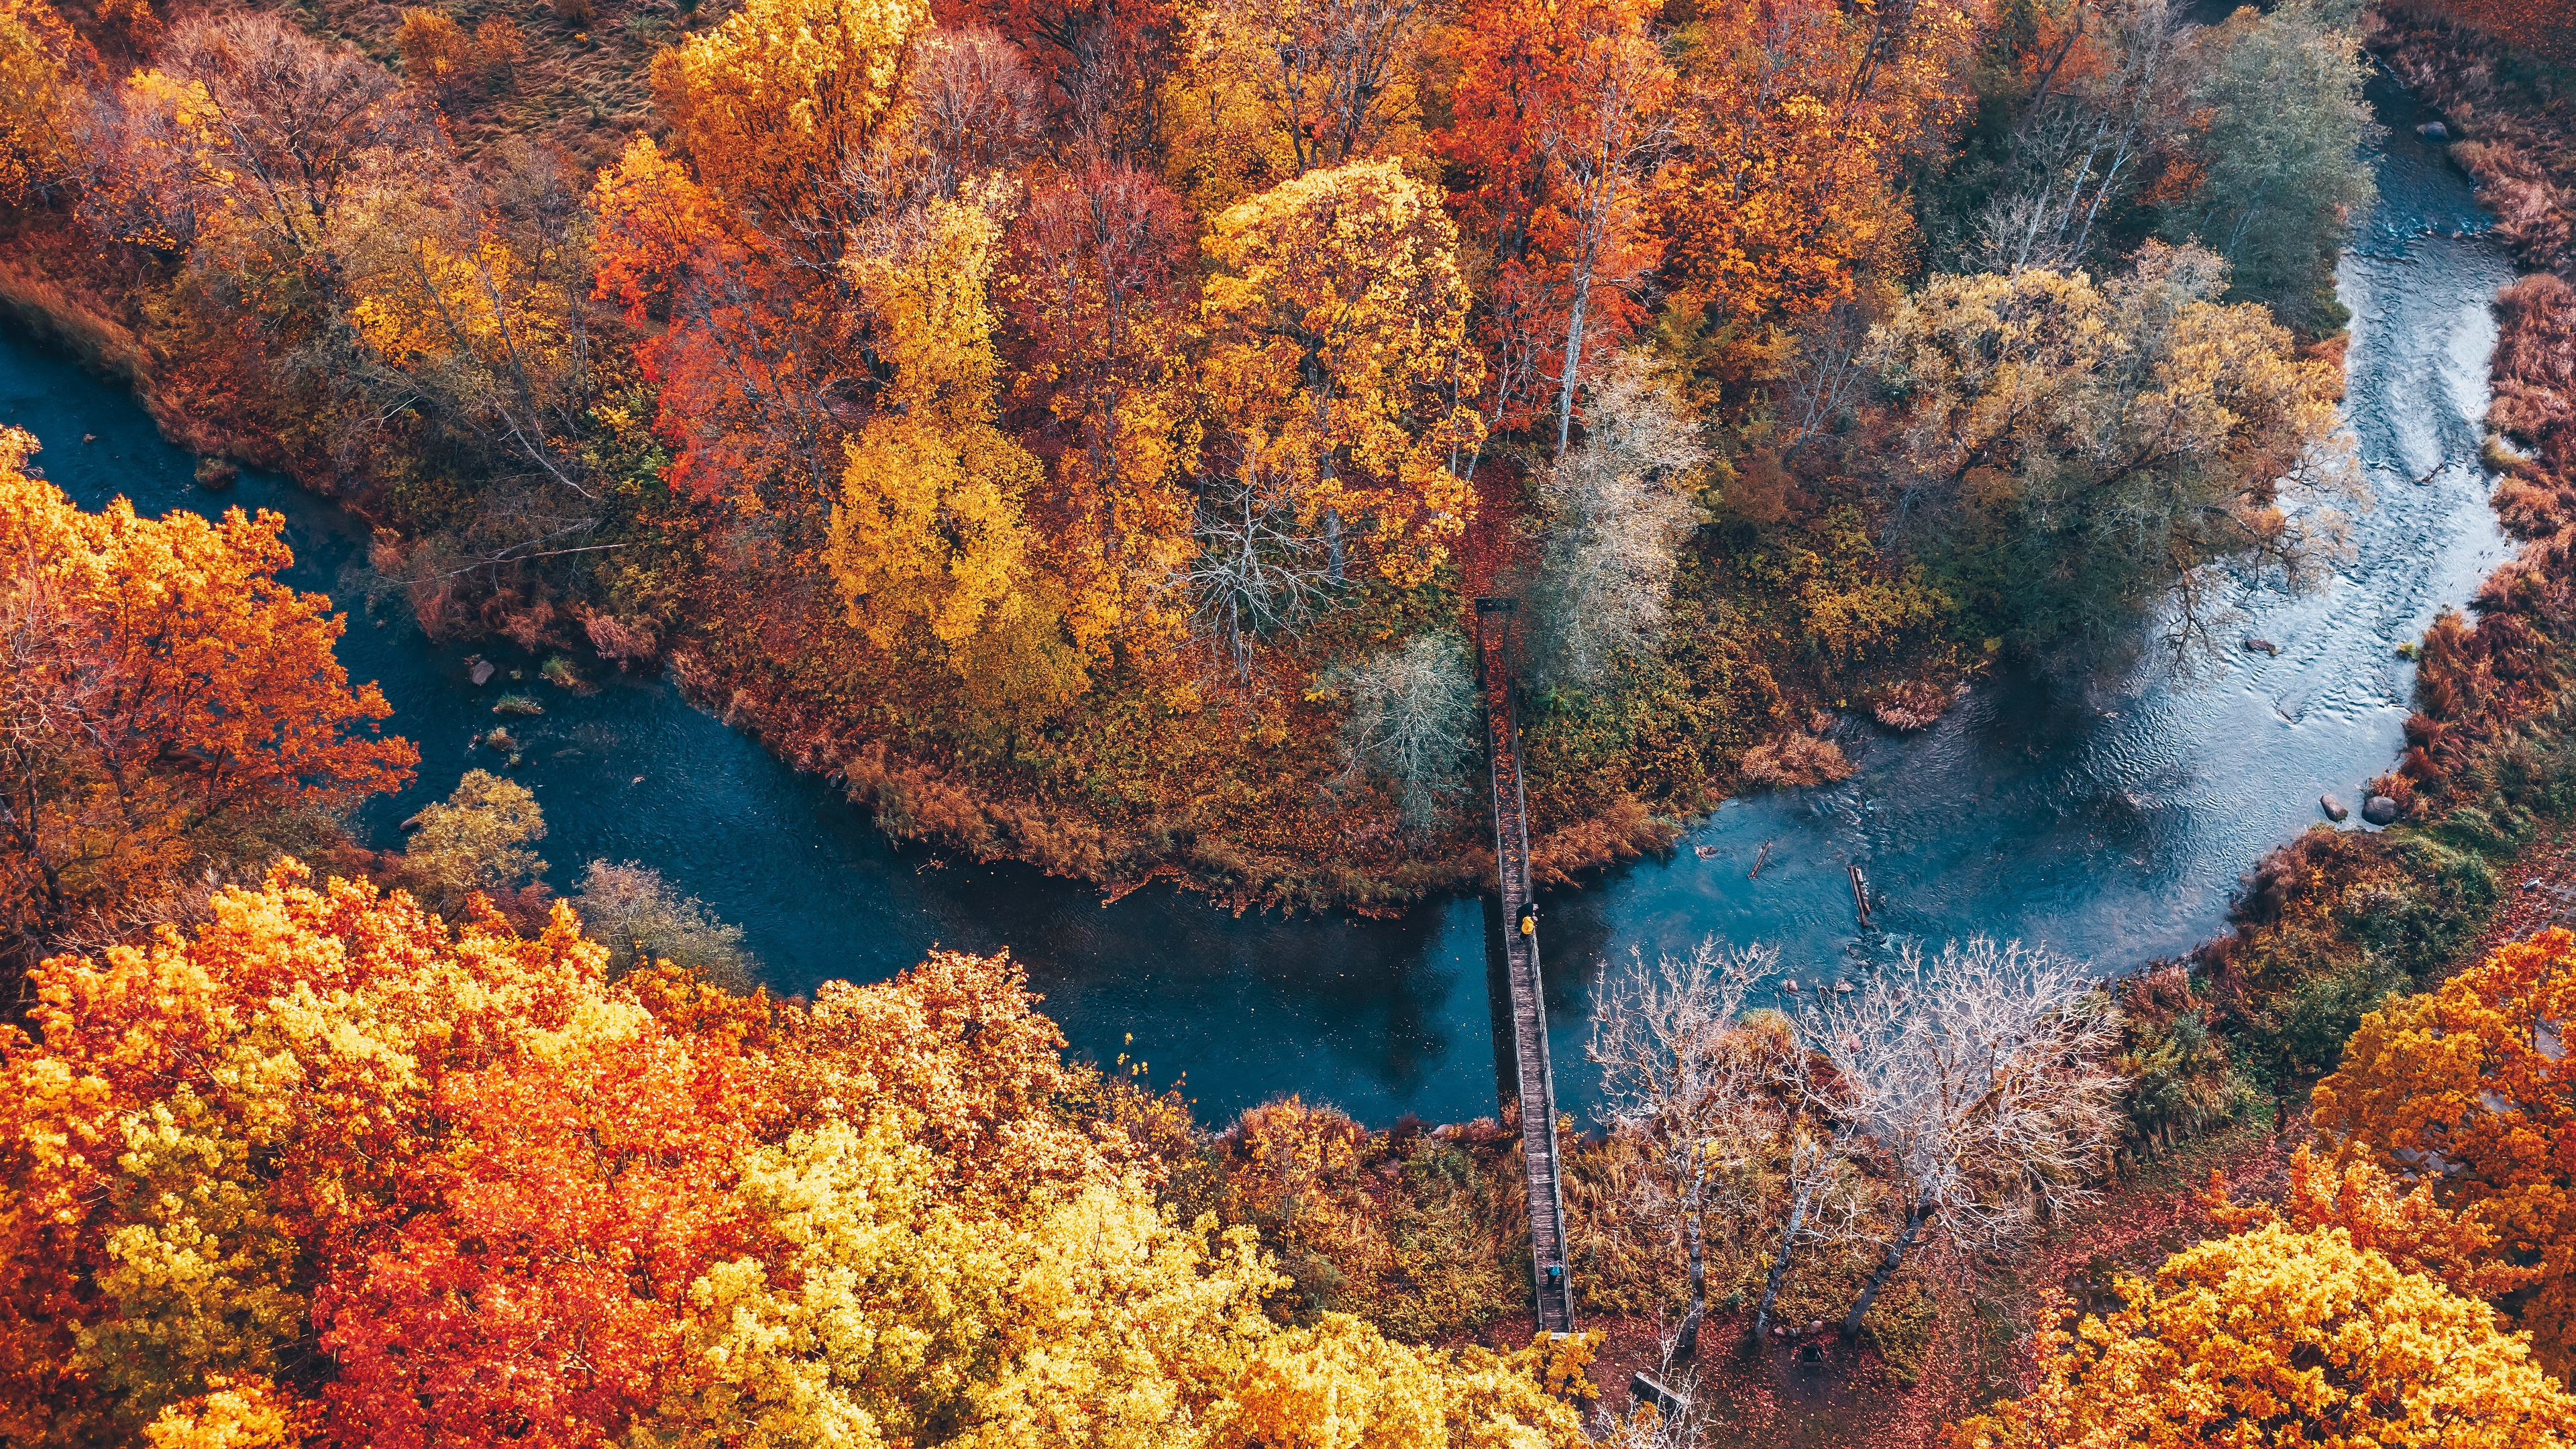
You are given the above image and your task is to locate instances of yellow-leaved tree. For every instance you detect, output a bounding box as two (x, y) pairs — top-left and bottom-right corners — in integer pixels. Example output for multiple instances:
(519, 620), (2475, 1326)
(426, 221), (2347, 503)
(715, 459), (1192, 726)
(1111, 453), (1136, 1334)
(2312, 926), (2576, 1380)
(1161, 0), (1433, 217)
(1199, 159), (1483, 598)
(825, 193), (1084, 708)
(0, 0), (83, 203)
(1943, 1223), (2576, 1448)
(648, 0), (928, 257)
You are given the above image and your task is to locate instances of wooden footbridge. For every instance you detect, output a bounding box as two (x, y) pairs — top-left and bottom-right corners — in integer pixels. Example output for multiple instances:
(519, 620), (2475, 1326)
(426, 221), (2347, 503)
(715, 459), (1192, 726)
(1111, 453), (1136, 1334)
(1474, 598), (1576, 1334)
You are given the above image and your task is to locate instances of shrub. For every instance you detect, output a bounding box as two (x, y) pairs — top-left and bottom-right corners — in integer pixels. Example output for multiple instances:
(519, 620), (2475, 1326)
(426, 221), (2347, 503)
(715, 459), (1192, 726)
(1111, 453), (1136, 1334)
(474, 16), (525, 87)
(572, 860), (755, 989)
(1325, 632), (1479, 828)
(393, 8), (475, 89)
(401, 769), (546, 912)
(1737, 733), (1854, 788)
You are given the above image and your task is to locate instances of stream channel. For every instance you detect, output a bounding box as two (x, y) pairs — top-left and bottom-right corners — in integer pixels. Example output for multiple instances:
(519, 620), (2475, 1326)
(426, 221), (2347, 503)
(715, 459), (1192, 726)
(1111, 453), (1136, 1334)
(20, 67), (2512, 1130)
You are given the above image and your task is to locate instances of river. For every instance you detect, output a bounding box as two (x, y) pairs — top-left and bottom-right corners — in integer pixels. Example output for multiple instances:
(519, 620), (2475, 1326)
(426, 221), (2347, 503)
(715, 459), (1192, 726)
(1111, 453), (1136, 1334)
(19, 67), (2508, 1130)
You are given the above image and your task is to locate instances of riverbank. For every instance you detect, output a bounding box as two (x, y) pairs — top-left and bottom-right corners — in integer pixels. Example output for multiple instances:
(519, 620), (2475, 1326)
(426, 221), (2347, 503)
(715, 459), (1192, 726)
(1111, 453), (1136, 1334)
(2176, 3), (2576, 1102)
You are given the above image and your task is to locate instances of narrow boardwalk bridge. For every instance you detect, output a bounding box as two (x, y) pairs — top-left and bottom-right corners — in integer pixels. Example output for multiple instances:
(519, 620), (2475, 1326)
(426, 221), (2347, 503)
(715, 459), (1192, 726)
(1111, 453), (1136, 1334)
(1474, 598), (1576, 1334)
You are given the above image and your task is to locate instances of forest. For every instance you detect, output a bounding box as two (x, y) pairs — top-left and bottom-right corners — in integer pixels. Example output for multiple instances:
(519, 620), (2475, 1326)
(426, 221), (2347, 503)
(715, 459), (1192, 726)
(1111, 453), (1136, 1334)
(7, 0), (2576, 1440)
(0, 0), (2388, 924)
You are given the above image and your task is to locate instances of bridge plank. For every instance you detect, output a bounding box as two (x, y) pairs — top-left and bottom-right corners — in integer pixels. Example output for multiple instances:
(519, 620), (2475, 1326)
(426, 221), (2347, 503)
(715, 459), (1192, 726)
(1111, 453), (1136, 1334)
(1475, 600), (1575, 1334)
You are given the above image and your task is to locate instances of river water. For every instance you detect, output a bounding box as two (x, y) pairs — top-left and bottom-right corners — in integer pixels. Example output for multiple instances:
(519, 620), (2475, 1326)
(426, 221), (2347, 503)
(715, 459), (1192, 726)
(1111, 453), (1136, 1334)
(19, 70), (2509, 1129)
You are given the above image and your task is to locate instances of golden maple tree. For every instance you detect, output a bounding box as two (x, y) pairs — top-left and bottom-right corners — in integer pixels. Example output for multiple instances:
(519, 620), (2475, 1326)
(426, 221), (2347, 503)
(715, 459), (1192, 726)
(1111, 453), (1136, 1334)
(826, 191), (1084, 706)
(1200, 158), (1485, 592)
(648, 0), (930, 256)
(2204, 1144), (2539, 1304)
(2314, 926), (2576, 1380)
(1945, 1222), (2576, 1448)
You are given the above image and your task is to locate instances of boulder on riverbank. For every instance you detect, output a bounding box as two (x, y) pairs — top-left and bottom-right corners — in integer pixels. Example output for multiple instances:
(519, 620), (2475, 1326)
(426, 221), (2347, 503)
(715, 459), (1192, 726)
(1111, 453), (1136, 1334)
(2363, 795), (2401, 826)
(2419, 119), (2449, 140)
(2322, 794), (2350, 822)
(194, 458), (237, 490)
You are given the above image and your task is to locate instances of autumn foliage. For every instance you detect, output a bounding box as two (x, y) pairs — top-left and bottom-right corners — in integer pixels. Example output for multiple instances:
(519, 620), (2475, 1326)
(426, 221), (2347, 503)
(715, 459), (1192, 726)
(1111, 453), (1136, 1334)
(0, 867), (1592, 1447)
(1945, 1222), (2576, 1448)
(2313, 926), (2576, 1379)
(0, 437), (415, 977)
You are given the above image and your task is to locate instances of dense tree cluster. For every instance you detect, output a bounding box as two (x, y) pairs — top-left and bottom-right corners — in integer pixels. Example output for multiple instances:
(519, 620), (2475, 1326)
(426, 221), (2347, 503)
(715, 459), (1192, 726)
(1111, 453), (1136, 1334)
(0, 0), (2442, 1430)
(0, 0), (2383, 910)
(0, 865), (1593, 1448)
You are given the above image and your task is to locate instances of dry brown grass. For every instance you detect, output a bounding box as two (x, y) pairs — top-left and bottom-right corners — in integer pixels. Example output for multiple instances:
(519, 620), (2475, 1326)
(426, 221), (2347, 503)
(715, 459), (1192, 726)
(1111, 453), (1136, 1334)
(1737, 733), (1856, 788)
(1869, 678), (1961, 733)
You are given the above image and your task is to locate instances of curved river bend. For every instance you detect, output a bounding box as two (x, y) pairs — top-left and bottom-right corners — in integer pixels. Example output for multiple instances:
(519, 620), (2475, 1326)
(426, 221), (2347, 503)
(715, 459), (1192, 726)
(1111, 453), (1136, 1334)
(23, 70), (2510, 1128)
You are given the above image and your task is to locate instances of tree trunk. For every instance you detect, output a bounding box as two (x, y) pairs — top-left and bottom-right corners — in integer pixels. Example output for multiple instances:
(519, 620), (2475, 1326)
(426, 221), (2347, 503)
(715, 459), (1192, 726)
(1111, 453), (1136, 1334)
(1323, 505), (1344, 585)
(1751, 1183), (1810, 1342)
(1841, 1196), (1927, 1340)
(1554, 275), (1591, 460)
(1674, 1167), (1708, 1358)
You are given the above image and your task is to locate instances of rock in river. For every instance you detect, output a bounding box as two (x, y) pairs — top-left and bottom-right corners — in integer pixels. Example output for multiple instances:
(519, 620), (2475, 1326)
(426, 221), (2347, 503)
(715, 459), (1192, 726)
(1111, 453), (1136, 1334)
(2321, 794), (2349, 822)
(2244, 637), (2278, 655)
(2419, 119), (2449, 140)
(2362, 796), (2400, 826)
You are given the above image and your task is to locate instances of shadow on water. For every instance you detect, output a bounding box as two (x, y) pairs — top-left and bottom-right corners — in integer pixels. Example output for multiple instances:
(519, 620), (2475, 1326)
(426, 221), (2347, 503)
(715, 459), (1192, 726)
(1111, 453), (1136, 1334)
(11, 60), (2514, 1130)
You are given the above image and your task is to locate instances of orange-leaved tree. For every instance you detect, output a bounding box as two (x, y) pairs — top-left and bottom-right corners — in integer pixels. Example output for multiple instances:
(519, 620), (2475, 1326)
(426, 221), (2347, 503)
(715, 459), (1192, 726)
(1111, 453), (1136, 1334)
(2204, 1143), (2539, 1304)
(2313, 926), (2576, 1380)
(1442, 0), (1674, 453)
(1199, 158), (1484, 598)
(1943, 1223), (2576, 1448)
(1654, 0), (1975, 371)
(1000, 160), (1201, 652)
(0, 439), (415, 977)
(0, 0), (87, 204)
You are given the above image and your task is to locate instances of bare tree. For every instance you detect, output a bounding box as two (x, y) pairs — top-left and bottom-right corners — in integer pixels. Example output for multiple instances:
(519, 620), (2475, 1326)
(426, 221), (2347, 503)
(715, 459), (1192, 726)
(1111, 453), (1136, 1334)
(146, 11), (448, 269)
(908, 27), (1044, 199)
(1592, 1369), (1711, 1449)
(1809, 936), (2125, 1340)
(1530, 354), (1707, 688)
(1186, 469), (1331, 678)
(1778, 299), (1879, 451)
(1588, 938), (1780, 1360)
(1749, 1115), (1869, 1340)
(1323, 631), (1477, 827)
(1970, 0), (2184, 276)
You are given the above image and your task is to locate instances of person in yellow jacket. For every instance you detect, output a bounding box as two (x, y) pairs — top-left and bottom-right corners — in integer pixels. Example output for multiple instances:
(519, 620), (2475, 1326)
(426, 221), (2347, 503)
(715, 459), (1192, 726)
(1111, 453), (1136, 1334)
(1517, 902), (1537, 938)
